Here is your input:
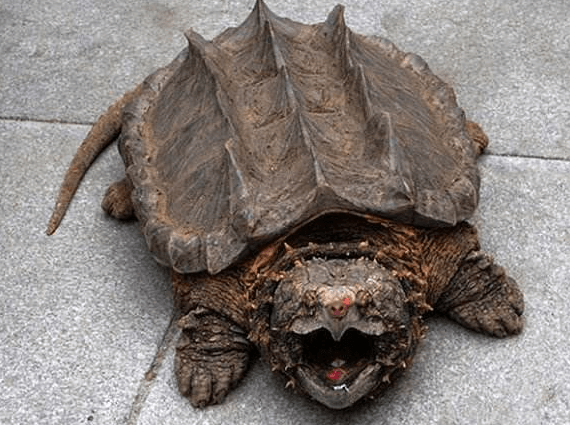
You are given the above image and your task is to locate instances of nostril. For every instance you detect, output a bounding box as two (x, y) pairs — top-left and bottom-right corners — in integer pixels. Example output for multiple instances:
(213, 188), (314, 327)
(330, 303), (345, 316)
(328, 297), (352, 318)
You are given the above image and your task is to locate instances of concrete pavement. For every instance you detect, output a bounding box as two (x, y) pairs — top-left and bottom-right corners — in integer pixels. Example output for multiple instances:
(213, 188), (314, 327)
(1, 1), (568, 423)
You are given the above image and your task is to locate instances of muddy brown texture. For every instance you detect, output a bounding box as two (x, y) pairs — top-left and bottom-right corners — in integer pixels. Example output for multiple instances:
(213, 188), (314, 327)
(47, 0), (523, 410)
(171, 215), (523, 408)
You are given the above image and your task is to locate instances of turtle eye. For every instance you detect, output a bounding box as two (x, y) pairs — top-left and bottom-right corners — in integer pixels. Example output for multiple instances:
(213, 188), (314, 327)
(303, 290), (318, 309)
(355, 290), (372, 307)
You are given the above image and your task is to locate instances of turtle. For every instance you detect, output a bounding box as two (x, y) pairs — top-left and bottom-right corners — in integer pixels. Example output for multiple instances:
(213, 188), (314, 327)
(47, 0), (524, 410)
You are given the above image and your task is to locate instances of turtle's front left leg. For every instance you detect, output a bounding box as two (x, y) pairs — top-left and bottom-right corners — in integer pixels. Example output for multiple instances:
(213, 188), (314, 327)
(435, 250), (524, 337)
(175, 306), (252, 408)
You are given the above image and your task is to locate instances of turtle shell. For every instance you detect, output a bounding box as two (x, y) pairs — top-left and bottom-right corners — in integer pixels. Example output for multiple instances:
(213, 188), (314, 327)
(120, 0), (480, 274)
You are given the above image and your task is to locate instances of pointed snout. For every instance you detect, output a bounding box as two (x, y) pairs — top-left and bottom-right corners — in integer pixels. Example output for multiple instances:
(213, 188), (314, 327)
(326, 297), (353, 319)
(322, 294), (358, 341)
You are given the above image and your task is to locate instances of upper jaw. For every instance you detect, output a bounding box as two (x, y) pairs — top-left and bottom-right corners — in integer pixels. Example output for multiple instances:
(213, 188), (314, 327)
(288, 308), (389, 341)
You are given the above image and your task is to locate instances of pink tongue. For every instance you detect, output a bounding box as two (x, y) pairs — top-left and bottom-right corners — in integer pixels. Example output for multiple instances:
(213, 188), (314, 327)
(327, 368), (346, 381)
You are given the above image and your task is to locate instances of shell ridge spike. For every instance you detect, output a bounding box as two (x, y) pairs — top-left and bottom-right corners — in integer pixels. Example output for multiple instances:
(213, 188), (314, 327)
(254, 0), (274, 26)
(355, 65), (373, 120)
(262, 20), (287, 72)
(278, 65), (298, 111)
(364, 111), (413, 188)
(184, 30), (236, 133)
(325, 4), (353, 72)
(224, 138), (251, 220)
(184, 29), (208, 54)
(325, 4), (347, 27)
(382, 113), (400, 173)
(294, 112), (327, 188)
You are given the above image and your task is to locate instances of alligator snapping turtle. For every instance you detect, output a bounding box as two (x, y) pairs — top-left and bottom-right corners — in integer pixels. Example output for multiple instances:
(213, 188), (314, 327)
(47, 0), (524, 409)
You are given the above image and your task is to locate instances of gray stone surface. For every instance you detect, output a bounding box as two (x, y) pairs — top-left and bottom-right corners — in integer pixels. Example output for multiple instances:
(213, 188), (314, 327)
(0, 121), (173, 424)
(1, 0), (569, 424)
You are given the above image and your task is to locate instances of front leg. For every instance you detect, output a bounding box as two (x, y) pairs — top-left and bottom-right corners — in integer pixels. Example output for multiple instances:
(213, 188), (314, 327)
(435, 250), (524, 337)
(175, 307), (252, 407)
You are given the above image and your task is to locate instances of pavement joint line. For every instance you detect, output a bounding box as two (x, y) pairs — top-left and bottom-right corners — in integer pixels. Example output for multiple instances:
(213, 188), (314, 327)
(126, 311), (181, 425)
(3, 115), (567, 164)
(482, 152), (570, 163)
(0, 115), (94, 126)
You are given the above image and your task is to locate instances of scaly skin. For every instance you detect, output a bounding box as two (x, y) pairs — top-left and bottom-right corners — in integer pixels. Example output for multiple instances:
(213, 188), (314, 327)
(168, 215), (523, 408)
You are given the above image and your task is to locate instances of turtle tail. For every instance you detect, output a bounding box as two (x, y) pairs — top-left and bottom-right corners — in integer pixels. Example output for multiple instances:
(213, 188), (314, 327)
(46, 86), (140, 235)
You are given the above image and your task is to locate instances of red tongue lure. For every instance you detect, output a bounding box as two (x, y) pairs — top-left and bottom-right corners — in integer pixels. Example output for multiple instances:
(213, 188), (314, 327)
(327, 368), (346, 381)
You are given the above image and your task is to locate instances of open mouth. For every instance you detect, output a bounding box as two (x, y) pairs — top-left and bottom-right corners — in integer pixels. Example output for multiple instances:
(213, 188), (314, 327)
(293, 327), (386, 409)
(301, 328), (375, 386)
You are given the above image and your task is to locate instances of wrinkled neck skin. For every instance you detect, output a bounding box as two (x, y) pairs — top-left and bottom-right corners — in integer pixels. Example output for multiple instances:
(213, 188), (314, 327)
(248, 217), (430, 409)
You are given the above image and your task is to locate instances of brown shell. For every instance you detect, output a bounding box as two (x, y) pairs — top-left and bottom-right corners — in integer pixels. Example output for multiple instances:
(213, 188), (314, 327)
(120, 0), (480, 274)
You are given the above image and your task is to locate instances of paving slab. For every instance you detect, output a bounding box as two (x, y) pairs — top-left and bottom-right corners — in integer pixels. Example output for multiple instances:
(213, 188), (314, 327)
(1, 0), (569, 424)
(0, 121), (173, 424)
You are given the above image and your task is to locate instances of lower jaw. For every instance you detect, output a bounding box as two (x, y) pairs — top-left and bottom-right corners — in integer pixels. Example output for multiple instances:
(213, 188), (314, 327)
(295, 363), (383, 409)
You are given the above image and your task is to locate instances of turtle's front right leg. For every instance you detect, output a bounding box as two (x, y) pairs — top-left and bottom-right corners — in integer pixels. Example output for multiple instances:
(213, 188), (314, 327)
(175, 306), (252, 407)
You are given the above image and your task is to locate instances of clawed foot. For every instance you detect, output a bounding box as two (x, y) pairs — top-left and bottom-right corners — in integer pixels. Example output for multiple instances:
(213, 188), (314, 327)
(439, 251), (524, 337)
(175, 308), (251, 407)
(101, 177), (134, 219)
(466, 120), (489, 156)
(447, 275), (523, 337)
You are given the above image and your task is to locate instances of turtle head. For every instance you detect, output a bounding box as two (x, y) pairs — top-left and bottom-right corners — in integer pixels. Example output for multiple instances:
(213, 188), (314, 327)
(252, 255), (427, 409)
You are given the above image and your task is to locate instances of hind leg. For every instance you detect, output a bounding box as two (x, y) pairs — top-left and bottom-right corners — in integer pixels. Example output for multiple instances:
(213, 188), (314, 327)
(466, 120), (489, 156)
(101, 177), (134, 219)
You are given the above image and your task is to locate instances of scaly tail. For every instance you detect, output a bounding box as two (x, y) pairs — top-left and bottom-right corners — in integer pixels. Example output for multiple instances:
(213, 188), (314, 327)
(46, 86), (141, 235)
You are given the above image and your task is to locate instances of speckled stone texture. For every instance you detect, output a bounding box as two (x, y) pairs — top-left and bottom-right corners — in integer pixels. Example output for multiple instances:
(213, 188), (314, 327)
(1, 0), (568, 424)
